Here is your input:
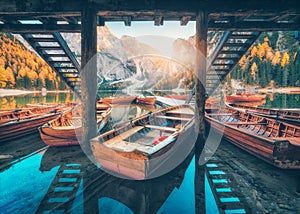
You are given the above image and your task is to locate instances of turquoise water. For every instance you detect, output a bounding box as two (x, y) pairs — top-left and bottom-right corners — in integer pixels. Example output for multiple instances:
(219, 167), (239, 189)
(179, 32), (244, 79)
(0, 151), (59, 214)
(0, 148), (220, 214)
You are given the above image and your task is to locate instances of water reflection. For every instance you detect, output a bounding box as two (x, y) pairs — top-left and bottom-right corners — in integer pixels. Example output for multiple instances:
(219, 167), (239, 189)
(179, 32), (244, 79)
(0, 143), (226, 213)
(262, 93), (300, 109)
(39, 146), (196, 214)
(0, 93), (74, 109)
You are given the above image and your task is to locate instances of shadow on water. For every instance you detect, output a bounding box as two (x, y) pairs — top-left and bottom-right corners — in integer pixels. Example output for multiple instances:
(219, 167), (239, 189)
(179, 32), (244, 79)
(37, 146), (198, 214)
(0, 144), (224, 214)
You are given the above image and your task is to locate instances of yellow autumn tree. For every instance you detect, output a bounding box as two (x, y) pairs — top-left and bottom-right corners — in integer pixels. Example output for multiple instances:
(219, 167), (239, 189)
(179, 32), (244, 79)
(238, 55), (247, 71)
(272, 51), (281, 65)
(262, 37), (273, 60)
(281, 52), (290, 67)
(6, 67), (15, 87)
(250, 46), (258, 58)
(257, 43), (265, 60)
(251, 62), (258, 80)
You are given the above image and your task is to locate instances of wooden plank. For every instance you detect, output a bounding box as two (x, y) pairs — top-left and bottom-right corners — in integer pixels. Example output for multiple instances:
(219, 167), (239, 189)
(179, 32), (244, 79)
(206, 113), (233, 116)
(167, 108), (194, 115)
(155, 115), (190, 121)
(144, 125), (178, 132)
(104, 126), (144, 146)
(1, 0), (300, 14)
(0, 23), (81, 33)
(227, 121), (266, 125)
(210, 21), (300, 31)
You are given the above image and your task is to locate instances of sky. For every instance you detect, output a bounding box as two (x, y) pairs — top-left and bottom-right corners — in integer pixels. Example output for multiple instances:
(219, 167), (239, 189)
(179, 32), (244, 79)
(106, 21), (196, 57)
(106, 21), (196, 40)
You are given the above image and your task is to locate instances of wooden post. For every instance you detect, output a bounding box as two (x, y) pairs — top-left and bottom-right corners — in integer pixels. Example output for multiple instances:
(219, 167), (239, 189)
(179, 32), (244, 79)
(81, 8), (97, 155)
(194, 10), (208, 214)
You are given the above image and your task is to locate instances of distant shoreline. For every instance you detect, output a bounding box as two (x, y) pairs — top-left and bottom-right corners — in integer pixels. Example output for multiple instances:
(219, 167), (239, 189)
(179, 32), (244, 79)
(256, 87), (300, 94)
(0, 89), (35, 97)
(0, 89), (72, 97)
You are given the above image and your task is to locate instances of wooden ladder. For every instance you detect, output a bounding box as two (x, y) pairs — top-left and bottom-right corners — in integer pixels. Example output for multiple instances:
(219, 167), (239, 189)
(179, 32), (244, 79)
(36, 163), (83, 214)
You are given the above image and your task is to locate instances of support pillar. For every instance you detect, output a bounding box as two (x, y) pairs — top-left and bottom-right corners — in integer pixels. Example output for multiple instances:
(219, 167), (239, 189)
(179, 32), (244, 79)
(194, 10), (208, 214)
(81, 8), (97, 154)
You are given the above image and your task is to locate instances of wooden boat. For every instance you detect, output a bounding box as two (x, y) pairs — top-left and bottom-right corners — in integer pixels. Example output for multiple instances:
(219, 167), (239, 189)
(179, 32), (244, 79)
(205, 106), (300, 169)
(227, 103), (300, 126)
(136, 96), (156, 105)
(164, 94), (188, 100)
(90, 104), (195, 180)
(287, 90), (300, 94)
(39, 102), (111, 147)
(0, 104), (70, 142)
(206, 97), (221, 105)
(100, 96), (137, 104)
(226, 93), (266, 103)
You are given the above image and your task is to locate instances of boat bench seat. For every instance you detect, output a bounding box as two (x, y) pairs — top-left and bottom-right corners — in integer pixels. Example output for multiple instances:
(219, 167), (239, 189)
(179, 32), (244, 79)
(103, 126), (144, 146)
(167, 108), (194, 116)
(155, 115), (190, 122)
(144, 125), (178, 132)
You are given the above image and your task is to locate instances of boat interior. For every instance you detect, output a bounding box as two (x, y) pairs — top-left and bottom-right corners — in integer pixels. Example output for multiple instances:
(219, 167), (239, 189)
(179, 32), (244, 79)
(99, 106), (195, 156)
(207, 107), (300, 139)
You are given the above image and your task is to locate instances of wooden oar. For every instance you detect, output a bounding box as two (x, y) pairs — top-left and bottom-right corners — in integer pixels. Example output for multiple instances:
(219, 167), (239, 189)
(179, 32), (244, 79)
(226, 121), (266, 125)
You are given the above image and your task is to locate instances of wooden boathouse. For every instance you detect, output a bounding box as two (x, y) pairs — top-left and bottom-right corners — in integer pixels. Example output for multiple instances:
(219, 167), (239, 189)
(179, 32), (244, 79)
(0, 0), (299, 212)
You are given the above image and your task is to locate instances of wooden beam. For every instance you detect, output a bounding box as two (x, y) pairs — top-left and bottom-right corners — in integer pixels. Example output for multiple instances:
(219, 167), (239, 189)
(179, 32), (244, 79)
(0, 0), (299, 14)
(123, 15), (132, 26)
(209, 21), (300, 31)
(180, 16), (191, 26)
(195, 10), (208, 152)
(154, 16), (163, 26)
(81, 8), (98, 155)
(194, 10), (208, 214)
(0, 23), (81, 33)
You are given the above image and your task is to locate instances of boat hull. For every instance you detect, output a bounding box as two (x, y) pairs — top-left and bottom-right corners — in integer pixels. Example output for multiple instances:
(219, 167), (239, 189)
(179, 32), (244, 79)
(0, 113), (62, 142)
(101, 96), (137, 104)
(39, 103), (111, 147)
(227, 103), (300, 126)
(136, 97), (156, 105)
(92, 119), (195, 180)
(90, 104), (196, 180)
(226, 94), (266, 103)
(206, 109), (300, 169)
(164, 94), (188, 100)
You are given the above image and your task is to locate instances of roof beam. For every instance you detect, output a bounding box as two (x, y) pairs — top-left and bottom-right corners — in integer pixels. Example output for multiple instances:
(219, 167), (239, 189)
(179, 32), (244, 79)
(0, 23), (81, 33)
(123, 15), (132, 26)
(154, 16), (164, 26)
(180, 16), (191, 26)
(209, 21), (300, 31)
(0, 0), (299, 14)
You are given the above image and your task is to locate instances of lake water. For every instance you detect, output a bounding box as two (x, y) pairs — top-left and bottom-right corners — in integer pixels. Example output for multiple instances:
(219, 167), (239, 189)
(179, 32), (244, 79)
(0, 92), (299, 213)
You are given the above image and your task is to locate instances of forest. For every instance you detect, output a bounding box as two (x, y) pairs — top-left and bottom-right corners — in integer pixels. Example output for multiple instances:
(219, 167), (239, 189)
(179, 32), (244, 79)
(1, 31), (300, 91)
(0, 33), (67, 90)
(230, 32), (300, 88)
